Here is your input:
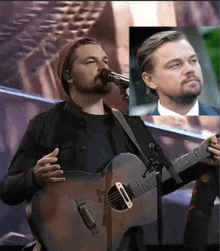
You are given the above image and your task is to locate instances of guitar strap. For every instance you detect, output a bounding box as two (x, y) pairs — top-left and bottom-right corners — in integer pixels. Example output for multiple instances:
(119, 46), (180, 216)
(112, 109), (155, 171)
(112, 109), (183, 184)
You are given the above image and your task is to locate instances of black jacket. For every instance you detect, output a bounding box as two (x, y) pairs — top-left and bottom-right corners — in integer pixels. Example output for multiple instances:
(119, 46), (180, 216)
(0, 100), (212, 205)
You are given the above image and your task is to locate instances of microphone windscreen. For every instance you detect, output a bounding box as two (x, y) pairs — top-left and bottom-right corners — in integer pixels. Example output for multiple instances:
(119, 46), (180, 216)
(100, 70), (114, 85)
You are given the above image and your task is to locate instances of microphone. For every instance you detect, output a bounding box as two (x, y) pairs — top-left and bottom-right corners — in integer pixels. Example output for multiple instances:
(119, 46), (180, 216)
(101, 70), (129, 89)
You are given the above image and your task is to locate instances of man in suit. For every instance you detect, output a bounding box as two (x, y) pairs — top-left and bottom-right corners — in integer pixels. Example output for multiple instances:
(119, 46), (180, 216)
(136, 30), (219, 116)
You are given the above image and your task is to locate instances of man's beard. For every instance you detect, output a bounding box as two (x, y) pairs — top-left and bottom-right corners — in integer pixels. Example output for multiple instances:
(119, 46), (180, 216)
(72, 80), (112, 95)
(167, 89), (201, 105)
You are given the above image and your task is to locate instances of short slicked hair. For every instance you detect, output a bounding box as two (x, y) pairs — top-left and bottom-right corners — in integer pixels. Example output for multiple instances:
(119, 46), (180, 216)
(137, 30), (188, 74)
(136, 30), (188, 96)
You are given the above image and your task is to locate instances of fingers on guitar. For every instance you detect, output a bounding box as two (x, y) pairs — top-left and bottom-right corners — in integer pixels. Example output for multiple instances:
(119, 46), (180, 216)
(37, 157), (58, 166)
(210, 142), (220, 150)
(49, 177), (66, 183)
(42, 164), (61, 172)
(208, 146), (220, 156)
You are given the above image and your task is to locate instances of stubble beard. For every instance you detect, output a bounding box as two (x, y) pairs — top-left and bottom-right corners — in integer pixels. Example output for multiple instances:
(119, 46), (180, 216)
(167, 87), (202, 105)
(71, 78), (112, 96)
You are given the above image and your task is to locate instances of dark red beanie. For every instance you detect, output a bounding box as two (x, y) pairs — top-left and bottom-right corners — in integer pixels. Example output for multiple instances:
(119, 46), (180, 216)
(56, 37), (98, 96)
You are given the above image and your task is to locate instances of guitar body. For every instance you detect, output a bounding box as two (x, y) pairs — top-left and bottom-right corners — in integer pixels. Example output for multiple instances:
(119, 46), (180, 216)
(29, 153), (157, 251)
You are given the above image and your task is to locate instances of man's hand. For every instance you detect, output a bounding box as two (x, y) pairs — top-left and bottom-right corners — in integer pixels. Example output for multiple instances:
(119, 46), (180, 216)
(201, 135), (219, 166)
(34, 148), (66, 186)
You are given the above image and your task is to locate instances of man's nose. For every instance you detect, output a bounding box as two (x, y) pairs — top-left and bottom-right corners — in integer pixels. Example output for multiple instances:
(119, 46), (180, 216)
(97, 61), (110, 71)
(183, 62), (195, 75)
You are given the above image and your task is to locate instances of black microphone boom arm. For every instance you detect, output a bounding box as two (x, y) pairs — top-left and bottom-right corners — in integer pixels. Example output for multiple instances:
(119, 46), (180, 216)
(101, 70), (129, 89)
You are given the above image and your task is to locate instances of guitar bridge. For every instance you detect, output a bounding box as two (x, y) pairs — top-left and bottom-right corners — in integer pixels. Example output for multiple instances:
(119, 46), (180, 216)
(75, 199), (99, 235)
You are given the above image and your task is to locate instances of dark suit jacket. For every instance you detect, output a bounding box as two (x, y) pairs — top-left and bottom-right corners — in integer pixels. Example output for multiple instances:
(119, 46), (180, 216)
(151, 101), (219, 115)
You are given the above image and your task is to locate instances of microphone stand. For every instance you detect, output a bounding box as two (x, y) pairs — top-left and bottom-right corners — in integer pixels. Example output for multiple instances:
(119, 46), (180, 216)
(156, 168), (163, 250)
(118, 85), (129, 103)
(148, 142), (183, 250)
(149, 157), (164, 251)
(148, 142), (172, 251)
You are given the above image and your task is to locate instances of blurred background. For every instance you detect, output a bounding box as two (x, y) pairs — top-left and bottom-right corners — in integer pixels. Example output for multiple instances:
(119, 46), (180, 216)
(0, 1), (219, 250)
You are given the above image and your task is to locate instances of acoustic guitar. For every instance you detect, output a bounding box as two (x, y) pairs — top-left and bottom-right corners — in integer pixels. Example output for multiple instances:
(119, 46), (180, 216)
(27, 140), (217, 251)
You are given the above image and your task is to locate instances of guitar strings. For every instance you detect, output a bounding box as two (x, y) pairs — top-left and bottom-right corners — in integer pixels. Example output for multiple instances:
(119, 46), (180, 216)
(87, 145), (211, 217)
(79, 171), (157, 217)
(87, 172), (155, 214)
(88, 144), (211, 214)
(86, 185), (133, 211)
(86, 174), (155, 215)
(86, 191), (128, 212)
(88, 183), (152, 218)
(87, 183), (133, 209)
(87, 178), (155, 217)
(86, 188), (134, 216)
(77, 144), (215, 218)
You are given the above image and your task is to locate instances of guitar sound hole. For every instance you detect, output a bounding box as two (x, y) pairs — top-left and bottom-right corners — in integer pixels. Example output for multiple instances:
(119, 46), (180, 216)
(107, 184), (132, 211)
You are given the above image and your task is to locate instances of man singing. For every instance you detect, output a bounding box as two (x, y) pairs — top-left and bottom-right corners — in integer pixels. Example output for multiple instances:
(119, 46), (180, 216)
(0, 37), (219, 251)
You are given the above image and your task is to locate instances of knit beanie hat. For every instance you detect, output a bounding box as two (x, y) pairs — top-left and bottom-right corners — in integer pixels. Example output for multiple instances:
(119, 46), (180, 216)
(56, 37), (98, 96)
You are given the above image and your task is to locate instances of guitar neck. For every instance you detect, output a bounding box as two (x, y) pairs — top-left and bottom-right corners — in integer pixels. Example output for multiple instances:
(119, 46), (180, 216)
(128, 144), (211, 198)
(162, 143), (210, 182)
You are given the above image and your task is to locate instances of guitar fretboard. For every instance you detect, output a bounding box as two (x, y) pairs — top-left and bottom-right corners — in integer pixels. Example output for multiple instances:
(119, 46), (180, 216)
(129, 144), (211, 198)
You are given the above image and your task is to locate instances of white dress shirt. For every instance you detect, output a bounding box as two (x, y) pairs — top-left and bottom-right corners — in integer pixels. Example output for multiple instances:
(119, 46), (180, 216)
(158, 99), (199, 116)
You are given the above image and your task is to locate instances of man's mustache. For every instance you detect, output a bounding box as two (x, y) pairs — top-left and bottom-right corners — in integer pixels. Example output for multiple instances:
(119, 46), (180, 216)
(181, 75), (201, 85)
(94, 69), (110, 84)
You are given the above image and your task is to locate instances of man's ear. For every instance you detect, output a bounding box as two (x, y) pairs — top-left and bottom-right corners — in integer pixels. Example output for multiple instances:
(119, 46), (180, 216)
(142, 72), (157, 90)
(64, 70), (74, 84)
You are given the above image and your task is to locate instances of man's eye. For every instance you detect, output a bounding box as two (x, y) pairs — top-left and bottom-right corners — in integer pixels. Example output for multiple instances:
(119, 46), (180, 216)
(86, 61), (95, 64)
(170, 64), (180, 69)
(190, 59), (197, 64)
